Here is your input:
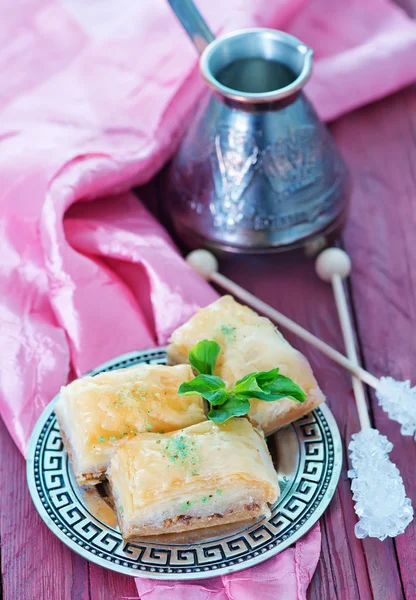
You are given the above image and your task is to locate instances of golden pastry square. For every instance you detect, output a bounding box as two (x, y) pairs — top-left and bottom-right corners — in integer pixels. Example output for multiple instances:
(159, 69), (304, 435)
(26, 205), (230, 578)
(55, 364), (206, 485)
(107, 418), (280, 539)
(167, 295), (325, 435)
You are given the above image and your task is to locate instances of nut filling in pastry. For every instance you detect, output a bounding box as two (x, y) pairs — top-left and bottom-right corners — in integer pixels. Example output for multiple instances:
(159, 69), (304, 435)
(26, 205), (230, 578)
(107, 418), (280, 539)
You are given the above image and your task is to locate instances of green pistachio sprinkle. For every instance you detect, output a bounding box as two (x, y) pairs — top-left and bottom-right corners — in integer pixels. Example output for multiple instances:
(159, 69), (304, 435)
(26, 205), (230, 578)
(220, 324), (237, 342)
(110, 436), (117, 443)
(98, 436), (106, 443)
(161, 435), (200, 473)
(119, 505), (124, 515)
(216, 489), (222, 495)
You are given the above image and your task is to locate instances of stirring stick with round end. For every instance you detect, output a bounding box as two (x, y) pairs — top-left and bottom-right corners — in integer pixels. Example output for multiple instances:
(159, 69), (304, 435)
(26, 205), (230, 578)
(186, 248), (413, 538)
(315, 248), (413, 539)
(315, 248), (370, 430)
(186, 249), (379, 386)
(186, 249), (416, 439)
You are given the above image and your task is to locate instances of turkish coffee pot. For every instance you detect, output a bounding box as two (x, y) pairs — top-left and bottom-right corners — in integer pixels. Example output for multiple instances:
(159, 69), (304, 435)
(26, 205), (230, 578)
(163, 0), (349, 253)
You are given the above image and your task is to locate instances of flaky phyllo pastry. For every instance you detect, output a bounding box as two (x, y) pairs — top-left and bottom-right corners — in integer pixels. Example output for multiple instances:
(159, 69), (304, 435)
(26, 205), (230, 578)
(55, 364), (206, 485)
(107, 418), (279, 538)
(168, 295), (325, 434)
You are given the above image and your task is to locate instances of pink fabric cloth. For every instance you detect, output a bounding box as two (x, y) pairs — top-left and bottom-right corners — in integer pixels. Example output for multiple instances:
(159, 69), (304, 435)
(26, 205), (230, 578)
(1, 0), (416, 598)
(134, 525), (321, 600)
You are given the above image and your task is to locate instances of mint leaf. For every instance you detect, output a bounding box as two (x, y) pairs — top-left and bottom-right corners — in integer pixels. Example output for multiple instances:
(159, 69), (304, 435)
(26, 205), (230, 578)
(207, 389), (229, 405)
(188, 340), (220, 375)
(178, 374), (228, 405)
(232, 369), (279, 396)
(231, 369), (306, 403)
(236, 369), (280, 387)
(179, 341), (307, 426)
(208, 396), (251, 424)
(261, 374), (306, 402)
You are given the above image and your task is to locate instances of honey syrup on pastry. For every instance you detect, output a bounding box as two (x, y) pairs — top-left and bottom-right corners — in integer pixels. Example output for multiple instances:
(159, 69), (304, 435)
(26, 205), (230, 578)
(81, 487), (118, 528)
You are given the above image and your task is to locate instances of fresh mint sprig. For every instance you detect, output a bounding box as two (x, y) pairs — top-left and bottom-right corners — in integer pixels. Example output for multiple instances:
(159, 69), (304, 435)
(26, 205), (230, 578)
(178, 340), (307, 424)
(188, 340), (220, 376)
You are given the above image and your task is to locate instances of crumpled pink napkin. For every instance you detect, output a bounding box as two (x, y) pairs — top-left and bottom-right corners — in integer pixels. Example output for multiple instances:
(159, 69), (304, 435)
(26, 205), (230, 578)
(1, 0), (416, 598)
(134, 526), (321, 600)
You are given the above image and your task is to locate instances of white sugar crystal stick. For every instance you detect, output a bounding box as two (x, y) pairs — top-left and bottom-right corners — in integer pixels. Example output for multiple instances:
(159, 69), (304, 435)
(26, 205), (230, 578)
(186, 249), (416, 440)
(315, 248), (413, 539)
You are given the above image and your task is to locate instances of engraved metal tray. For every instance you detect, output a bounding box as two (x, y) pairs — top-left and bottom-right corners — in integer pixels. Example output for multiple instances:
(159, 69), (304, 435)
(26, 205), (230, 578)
(26, 348), (342, 580)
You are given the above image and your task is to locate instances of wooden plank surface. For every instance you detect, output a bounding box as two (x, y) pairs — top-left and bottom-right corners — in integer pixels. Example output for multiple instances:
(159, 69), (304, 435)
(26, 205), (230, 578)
(332, 86), (416, 600)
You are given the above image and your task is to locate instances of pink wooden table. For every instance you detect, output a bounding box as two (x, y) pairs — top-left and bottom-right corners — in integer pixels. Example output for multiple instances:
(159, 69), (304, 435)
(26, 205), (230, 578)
(2, 9), (416, 600)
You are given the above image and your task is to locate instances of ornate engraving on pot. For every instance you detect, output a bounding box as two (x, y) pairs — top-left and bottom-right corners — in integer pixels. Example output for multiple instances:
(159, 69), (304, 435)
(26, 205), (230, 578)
(205, 127), (261, 231)
(262, 126), (324, 198)
(212, 127), (260, 206)
(205, 123), (346, 234)
(167, 108), (348, 249)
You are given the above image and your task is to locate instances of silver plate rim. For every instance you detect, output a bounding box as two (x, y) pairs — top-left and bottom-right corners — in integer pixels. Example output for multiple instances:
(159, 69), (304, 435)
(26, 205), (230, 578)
(26, 347), (342, 580)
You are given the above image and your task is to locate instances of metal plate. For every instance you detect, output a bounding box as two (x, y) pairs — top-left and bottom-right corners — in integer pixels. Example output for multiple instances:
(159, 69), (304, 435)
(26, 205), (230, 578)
(27, 348), (342, 580)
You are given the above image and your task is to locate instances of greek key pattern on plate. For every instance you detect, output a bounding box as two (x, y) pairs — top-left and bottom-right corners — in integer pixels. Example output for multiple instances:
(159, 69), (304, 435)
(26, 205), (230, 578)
(28, 349), (342, 579)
